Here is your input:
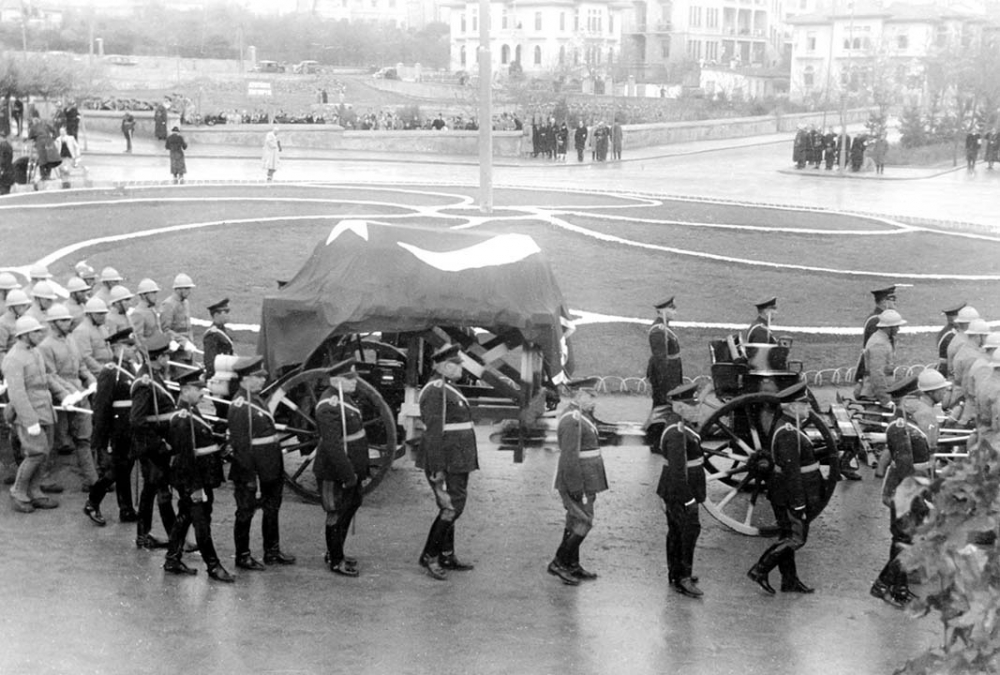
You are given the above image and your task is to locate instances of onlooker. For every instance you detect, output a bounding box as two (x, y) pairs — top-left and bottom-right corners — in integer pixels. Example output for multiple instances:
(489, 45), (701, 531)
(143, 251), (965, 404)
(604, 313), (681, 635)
(55, 126), (80, 189)
(165, 126), (187, 184)
(121, 113), (136, 153)
(612, 120), (624, 161)
(0, 129), (13, 196)
(12, 97), (24, 137)
(869, 134), (888, 176)
(28, 110), (60, 182)
(262, 126), (281, 181)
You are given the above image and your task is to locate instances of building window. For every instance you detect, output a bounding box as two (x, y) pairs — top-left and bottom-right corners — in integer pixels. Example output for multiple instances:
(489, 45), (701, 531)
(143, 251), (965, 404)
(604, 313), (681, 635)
(608, 47), (614, 64)
(661, 38), (670, 58)
(535, 11), (542, 30)
(687, 39), (701, 58)
(460, 45), (466, 66)
(502, 9), (508, 29)
(560, 12), (565, 31)
(534, 45), (542, 65)
(609, 14), (613, 33)
(574, 10), (579, 30)
(706, 8), (718, 28)
(806, 32), (816, 51)
(461, 14), (466, 32)
(706, 41), (718, 60)
(515, 45), (521, 62)
(587, 9), (602, 32)
(688, 6), (702, 27)
(501, 44), (510, 64)
(559, 45), (565, 64)
(472, 8), (478, 32)
(803, 65), (814, 87)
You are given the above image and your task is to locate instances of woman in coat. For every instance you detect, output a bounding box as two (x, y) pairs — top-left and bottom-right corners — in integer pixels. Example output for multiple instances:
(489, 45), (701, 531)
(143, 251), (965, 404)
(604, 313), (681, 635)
(262, 126), (281, 181)
(165, 126), (187, 184)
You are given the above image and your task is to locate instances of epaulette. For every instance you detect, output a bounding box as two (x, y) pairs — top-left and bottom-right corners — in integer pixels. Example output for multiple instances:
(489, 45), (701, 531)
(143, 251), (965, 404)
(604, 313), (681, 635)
(134, 374), (150, 387)
(174, 409), (189, 419)
(317, 395), (340, 408)
(103, 363), (115, 370)
(231, 396), (246, 408)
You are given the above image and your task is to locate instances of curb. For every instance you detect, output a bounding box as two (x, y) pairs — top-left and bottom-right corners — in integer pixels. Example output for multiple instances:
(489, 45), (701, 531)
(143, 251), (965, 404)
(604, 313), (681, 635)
(776, 165), (963, 181)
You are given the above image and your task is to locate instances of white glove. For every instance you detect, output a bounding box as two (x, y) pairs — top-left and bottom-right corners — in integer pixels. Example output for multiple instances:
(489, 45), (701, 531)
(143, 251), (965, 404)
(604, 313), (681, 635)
(62, 391), (82, 407)
(27, 423), (41, 436)
(169, 340), (180, 352)
(192, 489), (207, 503)
(0, 382), (7, 397)
(183, 340), (195, 354)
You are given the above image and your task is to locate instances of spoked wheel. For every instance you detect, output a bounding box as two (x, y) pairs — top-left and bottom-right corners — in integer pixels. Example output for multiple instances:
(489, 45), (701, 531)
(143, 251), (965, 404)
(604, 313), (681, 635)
(699, 392), (840, 536)
(267, 367), (398, 503)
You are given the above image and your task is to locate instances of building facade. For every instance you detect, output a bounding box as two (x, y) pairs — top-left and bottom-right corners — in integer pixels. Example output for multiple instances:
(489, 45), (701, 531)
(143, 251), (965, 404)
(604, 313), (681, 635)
(445, 0), (630, 76)
(296, 0), (418, 28)
(787, 1), (990, 104)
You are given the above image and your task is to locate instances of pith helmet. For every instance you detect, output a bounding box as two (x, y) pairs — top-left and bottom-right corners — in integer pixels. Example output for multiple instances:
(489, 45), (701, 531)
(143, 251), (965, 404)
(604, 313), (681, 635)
(172, 273), (195, 289)
(136, 278), (161, 295)
(956, 306), (980, 324)
(109, 285), (134, 304)
(917, 369), (949, 392)
(0, 272), (21, 290)
(14, 316), (44, 337)
(31, 281), (57, 300)
(876, 310), (906, 328)
(65, 276), (91, 294)
(5, 289), (30, 307)
(99, 267), (124, 284)
(45, 303), (73, 322)
(84, 297), (108, 314)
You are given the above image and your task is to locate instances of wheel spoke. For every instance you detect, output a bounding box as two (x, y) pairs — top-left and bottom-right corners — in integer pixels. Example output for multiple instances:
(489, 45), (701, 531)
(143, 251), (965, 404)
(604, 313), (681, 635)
(716, 484), (741, 511)
(290, 455), (315, 481)
(743, 499), (755, 526)
(711, 420), (756, 456)
(706, 466), (749, 482)
(281, 440), (316, 455)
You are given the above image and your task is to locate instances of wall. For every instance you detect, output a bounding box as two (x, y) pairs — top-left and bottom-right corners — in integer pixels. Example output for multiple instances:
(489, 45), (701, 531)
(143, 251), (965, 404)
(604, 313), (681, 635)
(81, 110), (182, 137)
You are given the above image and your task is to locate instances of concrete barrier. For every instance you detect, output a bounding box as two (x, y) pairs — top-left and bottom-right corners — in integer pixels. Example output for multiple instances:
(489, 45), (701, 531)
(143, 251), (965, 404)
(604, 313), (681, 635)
(82, 110), (181, 139)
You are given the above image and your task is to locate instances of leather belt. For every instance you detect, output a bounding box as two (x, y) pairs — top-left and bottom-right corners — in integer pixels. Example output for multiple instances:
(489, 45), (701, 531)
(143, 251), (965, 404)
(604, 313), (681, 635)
(194, 444), (220, 456)
(251, 434), (279, 446)
(800, 462), (820, 474)
(345, 430), (366, 442)
(579, 449), (601, 459)
(145, 413), (173, 422)
(113, 401), (132, 408)
(912, 461), (931, 471)
(443, 422), (473, 431)
(663, 457), (704, 468)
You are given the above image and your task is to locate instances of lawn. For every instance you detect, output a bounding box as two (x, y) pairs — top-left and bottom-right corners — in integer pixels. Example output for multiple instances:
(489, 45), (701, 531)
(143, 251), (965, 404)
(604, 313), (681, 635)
(1, 183), (995, 382)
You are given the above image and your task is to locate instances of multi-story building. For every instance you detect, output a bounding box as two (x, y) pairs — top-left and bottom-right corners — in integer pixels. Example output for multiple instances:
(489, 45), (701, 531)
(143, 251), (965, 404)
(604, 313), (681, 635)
(787, 1), (990, 104)
(621, 0), (786, 80)
(445, 0), (630, 76)
(296, 0), (418, 28)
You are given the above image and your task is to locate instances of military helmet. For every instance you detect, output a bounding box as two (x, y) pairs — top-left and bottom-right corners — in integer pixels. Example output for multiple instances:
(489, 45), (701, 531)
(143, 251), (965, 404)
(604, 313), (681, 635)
(45, 303), (73, 322)
(956, 306), (980, 324)
(14, 316), (45, 337)
(172, 273), (195, 289)
(5, 289), (31, 307)
(99, 266), (124, 284)
(109, 285), (134, 304)
(31, 281), (57, 300)
(74, 260), (95, 279)
(65, 276), (91, 294)
(0, 272), (22, 290)
(136, 278), (161, 295)
(28, 263), (52, 280)
(876, 309), (906, 328)
(966, 318), (991, 336)
(984, 333), (1000, 350)
(84, 297), (109, 314)
(917, 369), (949, 392)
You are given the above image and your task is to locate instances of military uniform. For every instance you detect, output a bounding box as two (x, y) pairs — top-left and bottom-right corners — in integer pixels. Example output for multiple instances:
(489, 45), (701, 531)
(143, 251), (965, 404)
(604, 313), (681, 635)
(657, 408), (705, 590)
(228, 384), (287, 563)
(165, 397), (226, 575)
(937, 325), (958, 378)
(417, 370), (479, 572)
(976, 364), (1000, 451)
(160, 291), (194, 370)
(129, 301), (162, 347)
(314, 383), (368, 572)
(947, 331), (969, 377)
(3, 340), (56, 508)
(106, 306), (130, 336)
(87, 356), (138, 521)
(65, 297), (87, 332)
(647, 318), (682, 407)
(72, 316), (111, 378)
(130, 359), (177, 546)
(854, 310), (880, 383)
(0, 311), (20, 362)
(746, 315), (776, 344)
(861, 330), (895, 403)
(202, 325), (234, 380)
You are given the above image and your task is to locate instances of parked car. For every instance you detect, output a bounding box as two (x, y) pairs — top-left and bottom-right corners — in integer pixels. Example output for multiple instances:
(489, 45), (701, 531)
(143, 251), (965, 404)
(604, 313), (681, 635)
(293, 60), (320, 75)
(254, 60), (286, 73)
(372, 67), (398, 80)
(104, 54), (138, 66)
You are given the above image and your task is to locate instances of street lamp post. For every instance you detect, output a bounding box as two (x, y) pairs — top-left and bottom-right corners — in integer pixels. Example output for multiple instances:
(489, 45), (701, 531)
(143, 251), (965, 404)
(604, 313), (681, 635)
(839, 0), (855, 172)
(478, 0), (493, 214)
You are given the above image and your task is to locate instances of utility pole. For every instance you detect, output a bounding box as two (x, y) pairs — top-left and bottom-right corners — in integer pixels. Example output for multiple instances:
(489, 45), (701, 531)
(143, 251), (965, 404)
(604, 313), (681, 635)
(839, 0), (855, 172)
(478, 0), (493, 214)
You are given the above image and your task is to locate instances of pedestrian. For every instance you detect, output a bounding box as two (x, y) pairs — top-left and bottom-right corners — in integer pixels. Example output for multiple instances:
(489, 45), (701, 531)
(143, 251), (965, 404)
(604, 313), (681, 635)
(747, 381), (822, 594)
(555, 123), (568, 162)
(228, 355), (296, 570)
(646, 296), (683, 412)
(63, 101), (80, 140)
(822, 127), (837, 170)
(985, 128), (999, 170)
(165, 126), (187, 184)
(163, 368), (233, 582)
(792, 125), (807, 169)
(153, 100), (168, 141)
(416, 343), (478, 581)
(130, 278), (163, 348)
(55, 126), (80, 189)
(747, 296), (778, 345)
(849, 134), (867, 172)
(4, 316), (58, 513)
(130, 333), (178, 549)
(870, 371), (944, 607)
(547, 376), (607, 586)
(870, 134), (888, 175)
(38, 303), (98, 492)
(12, 97), (24, 137)
(656, 382), (705, 598)
(314, 358), (368, 577)
(262, 126), (281, 181)
(0, 128), (14, 196)
(936, 302), (966, 377)
(574, 120), (588, 163)
(965, 128), (981, 171)
(121, 112), (136, 153)
(28, 110), (60, 182)
(84, 326), (139, 526)
(595, 121), (609, 162)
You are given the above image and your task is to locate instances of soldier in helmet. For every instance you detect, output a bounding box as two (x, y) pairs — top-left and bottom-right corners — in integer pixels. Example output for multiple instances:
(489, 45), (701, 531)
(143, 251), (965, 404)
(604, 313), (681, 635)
(4, 316), (57, 513)
(160, 273), (197, 371)
(936, 303), (966, 378)
(28, 263), (52, 287)
(977, 350), (1000, 452)
(548, 376), (607, 586)
(27, 280), (57, 329)
(870, 371), (947, 607)
(130, 278), (164, 348)
(656, 382), (705, 599)
(74, 261), (97, 289)
(853, 286), (897, 397)
(39, 303), (98, 491)
(416, 344), (478, 581)
(106, 285), (134, 335)
(64, 276), (92, 331)
(72, 298), (111, 378)
(0, 271), (22, 316)
(314, 358), (368, 577)
(84, 327), (139, 525)
(747, 382), (822, 595)
(970, 335), (1000, 449)
(130, 333), (178, 549)
(0, 289), (32, 364)
(228, 355), (296, 570)
(860, 310), (906, 405)
(947, 306), (980, 377)
(747, 297), (778, 345)
(93, 267), (124, 307)
(952, 319), (991, 428)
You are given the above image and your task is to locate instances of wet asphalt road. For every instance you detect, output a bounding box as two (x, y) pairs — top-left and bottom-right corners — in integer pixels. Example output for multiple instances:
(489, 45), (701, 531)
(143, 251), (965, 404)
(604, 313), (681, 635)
(1, 395), (937, 675)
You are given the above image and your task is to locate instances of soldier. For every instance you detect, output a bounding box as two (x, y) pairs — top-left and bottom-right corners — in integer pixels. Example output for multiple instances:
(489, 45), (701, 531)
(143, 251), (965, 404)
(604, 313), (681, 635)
(747, 382), (823, 594)
(860, 310), (906, 405)
(72, 298), (111, 378)
(951, 319), (991, 430)
(28, 263), (53, 286)
(130, 333), (178, 549)
(936, 303), (967, 377)
(314, 358), (368, 577)
(202, 298), (234, 380)
(870, 371), (945, 607)
(947, 306), (980, 376)
(416, 344), (478, 581)
(106, 285), (134, 336)
(163, 369), (233, 582)
(0, 289), (32, 363)
(228, 355), (295, 570)
(160, 273), (197, 368)
(646, 297), (682, 409)
(0, 271), (23, 315)
(64, 276), (92, 331)
(84, 327), (139, 525)
(747, 297), (778, 345)
(977, 351), (1000, 452)
(548, 376), (608, 586)
(854, 286), (897, 395)
(92, 267), (124, 307)
(38, 303), (98, 492)
(130, 278), (163, 347)
(971, 335), (1000, 448)
(656, 382), (705, 598)
(27, 281), (57, 328)
(4, 317), (58, 513)
(74, 261), (97, 289)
